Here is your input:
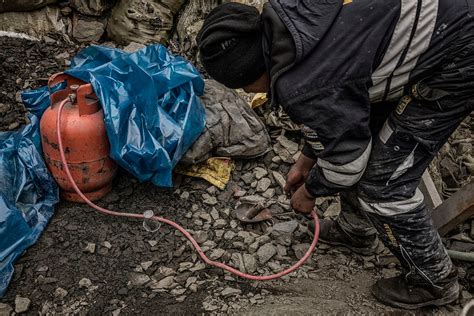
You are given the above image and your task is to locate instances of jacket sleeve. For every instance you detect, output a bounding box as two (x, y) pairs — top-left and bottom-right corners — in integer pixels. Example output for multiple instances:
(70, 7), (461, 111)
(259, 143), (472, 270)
(287, 79), (372, 197)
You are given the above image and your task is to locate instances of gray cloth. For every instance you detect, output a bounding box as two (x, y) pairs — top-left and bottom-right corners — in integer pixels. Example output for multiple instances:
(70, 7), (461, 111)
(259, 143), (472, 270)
(181, 80), (271, 165)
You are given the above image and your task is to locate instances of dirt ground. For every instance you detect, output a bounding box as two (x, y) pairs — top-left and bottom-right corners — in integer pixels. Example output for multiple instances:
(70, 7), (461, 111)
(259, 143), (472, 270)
(2, 172), (466, 315)
(0, 35), (473, 315)
(1, 168), (471, 315)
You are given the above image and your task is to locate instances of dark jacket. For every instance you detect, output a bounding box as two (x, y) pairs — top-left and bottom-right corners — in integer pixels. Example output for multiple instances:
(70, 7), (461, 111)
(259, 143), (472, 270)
(262, 0), (474, 197)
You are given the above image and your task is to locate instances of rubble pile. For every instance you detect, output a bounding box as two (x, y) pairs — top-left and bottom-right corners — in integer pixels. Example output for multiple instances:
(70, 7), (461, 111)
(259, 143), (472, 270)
(0, 35), (81, 131)
(0, 1), (112, 42)
(1, 115), (470, 313)
(429, 115), (473, 264)
(0, 0), (265, 45)
(431, 114), (473, 198)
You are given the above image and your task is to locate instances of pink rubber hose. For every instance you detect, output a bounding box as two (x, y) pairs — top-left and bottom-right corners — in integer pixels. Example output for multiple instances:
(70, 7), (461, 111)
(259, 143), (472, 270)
(56, 98), (320, 281)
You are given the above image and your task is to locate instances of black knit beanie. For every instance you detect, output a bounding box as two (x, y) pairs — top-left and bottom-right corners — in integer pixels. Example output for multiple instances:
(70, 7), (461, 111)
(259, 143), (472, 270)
(197, 2), (266, 89)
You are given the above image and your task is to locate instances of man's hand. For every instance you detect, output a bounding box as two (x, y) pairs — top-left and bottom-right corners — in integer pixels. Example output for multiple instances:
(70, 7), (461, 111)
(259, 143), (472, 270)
(284, 153), (316, 195)
(290, 184), (316, 214)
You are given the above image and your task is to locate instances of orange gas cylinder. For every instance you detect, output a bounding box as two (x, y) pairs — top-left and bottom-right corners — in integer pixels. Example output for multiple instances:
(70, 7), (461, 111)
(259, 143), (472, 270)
(40, 73), (117, 202)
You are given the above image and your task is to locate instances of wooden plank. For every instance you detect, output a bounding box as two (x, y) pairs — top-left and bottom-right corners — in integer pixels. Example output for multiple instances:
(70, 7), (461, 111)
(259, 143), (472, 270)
(432, 181), (474, 236)
(420, 171), (442, 209)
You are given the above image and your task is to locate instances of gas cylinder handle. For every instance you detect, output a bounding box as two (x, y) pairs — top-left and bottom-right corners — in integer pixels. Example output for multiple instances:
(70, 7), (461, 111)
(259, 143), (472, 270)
(48, 73), (84, 91)
(77, 83), (100, 116)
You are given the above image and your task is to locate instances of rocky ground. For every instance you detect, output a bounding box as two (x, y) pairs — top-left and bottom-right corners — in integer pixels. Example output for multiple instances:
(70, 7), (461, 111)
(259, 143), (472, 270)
(0, 35), (473, 315)
(0, 157), (471, 315)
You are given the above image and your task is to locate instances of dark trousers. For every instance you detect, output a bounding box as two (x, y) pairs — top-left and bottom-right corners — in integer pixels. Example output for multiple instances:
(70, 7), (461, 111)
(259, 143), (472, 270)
(338, 26), (474, 284)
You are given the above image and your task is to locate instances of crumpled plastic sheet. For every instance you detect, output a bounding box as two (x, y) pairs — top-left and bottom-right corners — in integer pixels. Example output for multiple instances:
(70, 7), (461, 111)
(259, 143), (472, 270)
(65, 44), (206, 187)
(0, 85), (60, 297)
(175, 158), (235, 190)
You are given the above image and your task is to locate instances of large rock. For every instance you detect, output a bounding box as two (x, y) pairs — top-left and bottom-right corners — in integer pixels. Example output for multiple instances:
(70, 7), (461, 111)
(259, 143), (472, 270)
(0, 0), (57, 13)
(271, 220), (298, 246)
(127, 272), (151, 287)
(230, 0), (265, 11)
(221, 287), (242, 297)
(14, 296), (31, 314)
(243, 253), (257, 273)
(292, 243), (311, 260)
(230, 253), (245, 272)
(256, 178), (272, 193)
(256, 243), (277, 264)
(78, 278), (92, 288)
(276, 135), (299, 155)
(72, 13), (106, 42)
(272, 171), (286, 190)
(240, 195), (266, 204)
(0, 303), (13, 315)
(0, 6), (71, 37)
(174, 0), (265, 61)
(69, 0), (114, 16)
(174, 0), (220, 61)
(149, 275), (175, 290)
(107, 0), (186, 45)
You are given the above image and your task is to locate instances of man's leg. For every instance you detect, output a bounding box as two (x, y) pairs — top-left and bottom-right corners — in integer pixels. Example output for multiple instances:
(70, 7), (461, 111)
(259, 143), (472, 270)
(358, 23), (474, 307)
(357, 91), (472, 308)
(338, 191), (377, 237)
(316, 190), (378, 255)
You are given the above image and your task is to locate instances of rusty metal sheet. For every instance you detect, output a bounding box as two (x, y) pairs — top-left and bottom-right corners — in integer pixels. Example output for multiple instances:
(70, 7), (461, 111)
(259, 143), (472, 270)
(235, 203), (273, 224)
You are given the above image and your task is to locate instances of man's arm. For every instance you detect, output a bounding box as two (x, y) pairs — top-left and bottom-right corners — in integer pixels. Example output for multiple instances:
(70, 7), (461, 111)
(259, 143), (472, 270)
(285, 153), (316, 195)
(287, 80), (372, 211)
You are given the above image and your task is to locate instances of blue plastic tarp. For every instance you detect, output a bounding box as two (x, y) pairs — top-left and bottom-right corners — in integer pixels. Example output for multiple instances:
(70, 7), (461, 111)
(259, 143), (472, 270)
(66, 44), (206, 187)
(0, 109), (59, 298)
(0, 84), (64, 297)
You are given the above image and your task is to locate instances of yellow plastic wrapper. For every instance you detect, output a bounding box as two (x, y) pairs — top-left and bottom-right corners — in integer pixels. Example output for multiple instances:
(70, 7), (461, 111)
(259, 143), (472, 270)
(250, 93), (268, 109)
(175, 158), (235, 190)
